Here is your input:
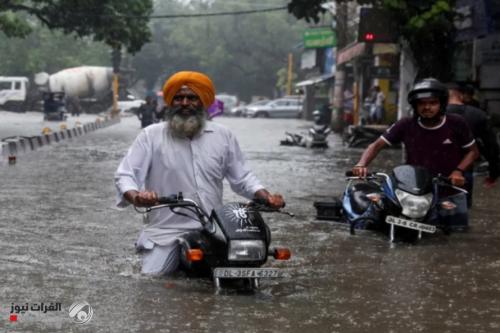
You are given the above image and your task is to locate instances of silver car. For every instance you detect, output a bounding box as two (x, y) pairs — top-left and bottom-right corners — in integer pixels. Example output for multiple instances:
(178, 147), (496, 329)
(246, 98), (303, 118)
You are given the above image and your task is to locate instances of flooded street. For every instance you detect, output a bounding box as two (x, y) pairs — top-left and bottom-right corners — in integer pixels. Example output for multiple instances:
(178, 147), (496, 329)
(0, 111), (105, 139)
(1, 115), (500, 332)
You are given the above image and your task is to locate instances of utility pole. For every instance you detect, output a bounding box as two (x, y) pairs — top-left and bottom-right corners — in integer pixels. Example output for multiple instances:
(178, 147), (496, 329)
(287, 53), (293, 96)
(111, 47), (121, 118)
(331, 0), (348, 133)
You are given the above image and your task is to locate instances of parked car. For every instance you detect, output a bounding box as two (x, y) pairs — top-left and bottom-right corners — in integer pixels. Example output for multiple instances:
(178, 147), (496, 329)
(229, 99), (272, 117)
(237, 99), (270, 117)
(246, 97), (303, 118)
(228, 102), (247, 117)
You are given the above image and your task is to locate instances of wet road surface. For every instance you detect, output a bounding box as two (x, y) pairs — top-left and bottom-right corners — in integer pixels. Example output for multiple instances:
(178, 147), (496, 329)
(1, 115), (499, 332)
(0, 111), (110, 139)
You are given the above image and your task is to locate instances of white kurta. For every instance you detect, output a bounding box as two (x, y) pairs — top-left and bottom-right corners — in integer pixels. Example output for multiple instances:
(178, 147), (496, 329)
(115, 121), (264, 246)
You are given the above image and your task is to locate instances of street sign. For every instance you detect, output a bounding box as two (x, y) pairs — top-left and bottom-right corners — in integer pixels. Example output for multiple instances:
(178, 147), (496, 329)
(303, 28), (336, 49)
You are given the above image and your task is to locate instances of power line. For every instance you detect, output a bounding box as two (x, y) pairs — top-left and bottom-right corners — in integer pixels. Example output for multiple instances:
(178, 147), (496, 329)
(28, 5), (288, 20)
(148, 6), (288, 19)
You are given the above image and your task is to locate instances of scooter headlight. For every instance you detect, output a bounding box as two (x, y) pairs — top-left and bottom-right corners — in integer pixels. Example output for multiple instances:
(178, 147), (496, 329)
(395, 189), (433, 219)
(228, 240), (266, 261)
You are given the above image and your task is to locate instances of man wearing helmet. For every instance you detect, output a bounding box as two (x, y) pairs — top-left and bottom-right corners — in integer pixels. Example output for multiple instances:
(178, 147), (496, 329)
(114, 71), (285, 275)
(352, 78), (479, 190)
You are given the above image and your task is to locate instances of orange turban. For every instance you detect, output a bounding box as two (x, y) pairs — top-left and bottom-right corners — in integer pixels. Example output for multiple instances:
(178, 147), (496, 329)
(162, 71), (215, 108)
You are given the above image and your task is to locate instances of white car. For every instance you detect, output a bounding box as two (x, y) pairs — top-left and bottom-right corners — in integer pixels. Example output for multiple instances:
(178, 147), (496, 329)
(246, 97), (303, 118)
(229, 102), (247, 117)
(230, 99), (273, 117)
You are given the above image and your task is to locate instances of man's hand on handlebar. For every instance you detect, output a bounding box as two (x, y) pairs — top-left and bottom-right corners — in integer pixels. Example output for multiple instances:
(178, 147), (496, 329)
(352, 165), (368, 178)
(449, 170), (465, 187)
(254, 189), (285, 209)
(125, 190), (159, 207)
(267, 193), (285, 209)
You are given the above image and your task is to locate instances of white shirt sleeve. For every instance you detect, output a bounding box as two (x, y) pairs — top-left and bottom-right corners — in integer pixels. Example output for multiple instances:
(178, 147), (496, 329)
(224, 131), (264, 199)
(114, 130), (153, 207)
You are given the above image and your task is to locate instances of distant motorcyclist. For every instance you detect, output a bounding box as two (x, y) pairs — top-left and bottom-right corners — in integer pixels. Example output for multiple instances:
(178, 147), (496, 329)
(43, 93), (62, 114)
(352, 78), (479, 190)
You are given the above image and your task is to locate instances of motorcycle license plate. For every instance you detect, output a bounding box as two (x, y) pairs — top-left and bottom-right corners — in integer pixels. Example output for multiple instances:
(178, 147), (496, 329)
(385, 216), (436, 233)
(213, 267), (285, 279)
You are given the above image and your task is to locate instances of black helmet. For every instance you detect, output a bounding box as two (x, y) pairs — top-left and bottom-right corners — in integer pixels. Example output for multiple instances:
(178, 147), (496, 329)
(407, 78), (448, 114)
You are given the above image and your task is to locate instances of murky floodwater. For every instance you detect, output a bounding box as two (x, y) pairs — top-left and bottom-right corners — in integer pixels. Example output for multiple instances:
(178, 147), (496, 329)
(1, 116), (499, 332)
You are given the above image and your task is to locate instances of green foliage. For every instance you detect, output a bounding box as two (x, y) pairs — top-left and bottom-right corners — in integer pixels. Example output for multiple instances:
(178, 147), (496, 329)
(288, 0), (458, 80)
(0, 11), (31, 37)
(383, 0), (457, 80)
(0, 24), (110, 76)
(287, 0), (374, 23)
(0, 0), (153, 53)
(132, 0), (307, 101)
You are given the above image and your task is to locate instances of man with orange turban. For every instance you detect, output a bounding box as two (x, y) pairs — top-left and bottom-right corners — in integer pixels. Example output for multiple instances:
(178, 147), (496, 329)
(115, 71), (285, 275)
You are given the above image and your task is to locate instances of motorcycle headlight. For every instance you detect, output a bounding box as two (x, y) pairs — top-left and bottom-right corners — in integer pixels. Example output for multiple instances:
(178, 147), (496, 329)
(228, 240), (266, 261)
(395, 189), (433, 219)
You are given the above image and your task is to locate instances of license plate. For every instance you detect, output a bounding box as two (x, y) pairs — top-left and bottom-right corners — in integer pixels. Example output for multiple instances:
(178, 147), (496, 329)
(385, 215), (436, 233)
(213, 267), (285, 279)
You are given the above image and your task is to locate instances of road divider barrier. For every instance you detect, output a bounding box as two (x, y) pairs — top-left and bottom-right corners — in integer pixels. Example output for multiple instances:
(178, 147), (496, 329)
(1, 116), (120, 166)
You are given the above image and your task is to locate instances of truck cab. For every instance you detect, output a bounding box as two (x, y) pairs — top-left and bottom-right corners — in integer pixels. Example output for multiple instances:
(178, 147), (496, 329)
(0, 76), (29, 112)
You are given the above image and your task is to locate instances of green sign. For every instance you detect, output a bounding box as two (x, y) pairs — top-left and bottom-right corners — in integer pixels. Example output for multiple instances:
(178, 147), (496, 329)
(303, 28), (336, 49)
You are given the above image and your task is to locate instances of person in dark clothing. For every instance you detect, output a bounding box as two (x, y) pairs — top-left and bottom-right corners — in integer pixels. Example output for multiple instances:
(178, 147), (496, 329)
(447, 84), (500, 195)
(155, 105), (167, 122)
(137, 95), (157, 128)
(43, 93), (60, 113)
(458, 83), (482, 109)
(352, 79), (479, 230)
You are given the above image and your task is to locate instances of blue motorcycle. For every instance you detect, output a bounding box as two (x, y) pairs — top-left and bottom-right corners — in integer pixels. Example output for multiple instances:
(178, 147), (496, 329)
(324, 165), (469, 242)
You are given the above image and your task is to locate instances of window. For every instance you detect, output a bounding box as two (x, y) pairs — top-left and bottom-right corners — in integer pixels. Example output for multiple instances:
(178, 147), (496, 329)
(0, 82), (12, 90)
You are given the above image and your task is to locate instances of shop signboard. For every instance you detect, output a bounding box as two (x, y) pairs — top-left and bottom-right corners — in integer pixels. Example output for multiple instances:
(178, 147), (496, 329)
(303, 28), (336, 49)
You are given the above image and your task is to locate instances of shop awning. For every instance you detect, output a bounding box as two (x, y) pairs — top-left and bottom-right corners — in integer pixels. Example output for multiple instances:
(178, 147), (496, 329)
(295, 72), (335, 87)
(337, 42), (367, 65)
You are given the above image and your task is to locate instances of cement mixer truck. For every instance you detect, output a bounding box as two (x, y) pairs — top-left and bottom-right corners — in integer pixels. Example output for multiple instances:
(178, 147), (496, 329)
(35, 66), (113, 114)
(0, 66), (114, 113)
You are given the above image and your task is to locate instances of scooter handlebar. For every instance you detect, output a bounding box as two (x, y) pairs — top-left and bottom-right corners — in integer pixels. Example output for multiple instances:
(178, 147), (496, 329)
(250, 197), (286, 209)
(345, 171), (377, 178)
(435, 174), (469, 194)
(157, 195), (179, 204)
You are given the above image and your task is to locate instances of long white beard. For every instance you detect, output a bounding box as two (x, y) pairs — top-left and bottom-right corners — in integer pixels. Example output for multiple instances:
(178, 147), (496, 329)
(169, 113), (205, 138)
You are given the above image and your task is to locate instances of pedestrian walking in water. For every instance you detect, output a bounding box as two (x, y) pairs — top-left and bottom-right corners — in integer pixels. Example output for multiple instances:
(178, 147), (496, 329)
(137, 95), (157, 128)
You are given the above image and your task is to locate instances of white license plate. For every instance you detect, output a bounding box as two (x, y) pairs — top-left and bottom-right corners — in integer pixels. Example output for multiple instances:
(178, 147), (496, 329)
(385, 215), (436, 233)
(213, 267), (285, 279)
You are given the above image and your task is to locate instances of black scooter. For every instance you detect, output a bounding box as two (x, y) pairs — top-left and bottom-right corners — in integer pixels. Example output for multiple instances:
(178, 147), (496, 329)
(280, 111), (331, 148)
(135, 193), (292, 289)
